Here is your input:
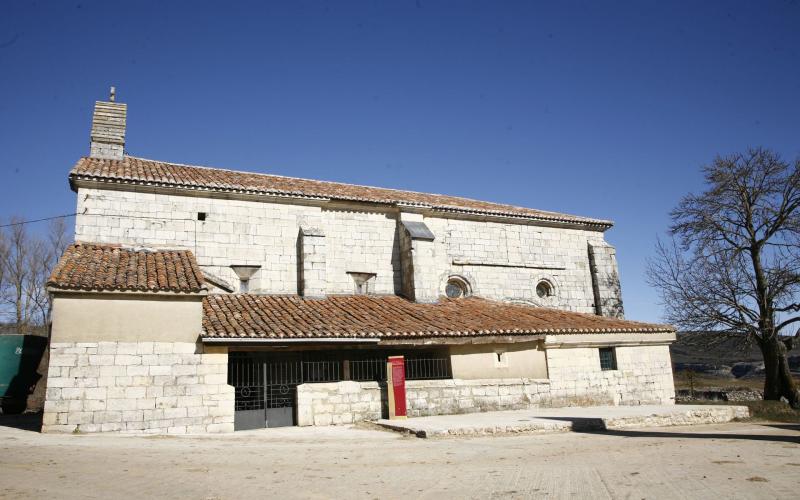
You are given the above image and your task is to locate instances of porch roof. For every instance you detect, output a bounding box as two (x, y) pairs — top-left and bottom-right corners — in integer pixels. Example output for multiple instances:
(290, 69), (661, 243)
(201, 294), (673, 341)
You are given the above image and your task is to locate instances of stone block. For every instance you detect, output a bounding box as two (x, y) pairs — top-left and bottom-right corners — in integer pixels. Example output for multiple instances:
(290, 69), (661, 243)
(106, 399), (138, 411)
(50, 354), (77, 367)
(67, 411), (94, 425)
(206, 423), (234, 433)
(172, 343), (198, 354)
(153, 343), (173, 354)
(114, 355), (141, 366)
(122, 410), (144, 422)
(100, 365), (127, 377)
(127, 365), (150, 377)
(164, 407), (187, 419)
(172, 364), (197, 376)
(313, 414), (332, 426)
(202, 373), (227, 385)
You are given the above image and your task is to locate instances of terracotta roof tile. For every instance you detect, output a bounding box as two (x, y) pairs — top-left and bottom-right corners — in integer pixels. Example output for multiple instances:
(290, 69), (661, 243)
(48, 243), (206, 293)
(70, 156), (613, 227)
(202, 295), (673, 340)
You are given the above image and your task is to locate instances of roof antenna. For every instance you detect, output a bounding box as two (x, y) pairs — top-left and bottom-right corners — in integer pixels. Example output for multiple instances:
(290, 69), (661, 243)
(109, 86), (116, 102)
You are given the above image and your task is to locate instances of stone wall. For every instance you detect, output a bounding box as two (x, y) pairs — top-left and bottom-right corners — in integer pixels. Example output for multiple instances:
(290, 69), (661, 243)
(297, 378), (552, 426)
(546, 345), (675, 406)
(73, 187), (620, 313)
(426, 217), (613, 313)
(405, 379), (552, 417)
(42, 342), (234, 434)
(296, 381), (383, 426)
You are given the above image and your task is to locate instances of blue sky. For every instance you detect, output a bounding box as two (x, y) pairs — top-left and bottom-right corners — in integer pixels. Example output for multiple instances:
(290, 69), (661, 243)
(1, 0), (798, 322)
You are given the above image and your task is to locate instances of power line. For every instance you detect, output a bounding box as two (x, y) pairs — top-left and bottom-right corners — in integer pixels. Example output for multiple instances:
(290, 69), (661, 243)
(0, 213), (78, 228)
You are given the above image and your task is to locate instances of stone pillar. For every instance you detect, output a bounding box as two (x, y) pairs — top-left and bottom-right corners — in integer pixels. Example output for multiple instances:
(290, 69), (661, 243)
(298, 225), (327, 298)
(398, 214), (438, 303)
(588, 240), (624, 318)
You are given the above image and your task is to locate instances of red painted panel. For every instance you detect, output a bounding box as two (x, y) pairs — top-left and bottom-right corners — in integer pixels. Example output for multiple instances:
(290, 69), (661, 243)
(389, 356), (406, 417)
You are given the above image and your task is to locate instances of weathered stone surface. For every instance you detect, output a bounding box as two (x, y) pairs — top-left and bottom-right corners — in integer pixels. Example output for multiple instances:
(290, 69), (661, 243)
(42, 342), (234, 434)
(546, 345), (675, 406)
(73, 188), (621, 312)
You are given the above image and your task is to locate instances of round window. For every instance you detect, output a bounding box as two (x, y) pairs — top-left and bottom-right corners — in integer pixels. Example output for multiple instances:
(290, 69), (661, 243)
(445, 278), (469, 298)
(536, 280), (552, 299)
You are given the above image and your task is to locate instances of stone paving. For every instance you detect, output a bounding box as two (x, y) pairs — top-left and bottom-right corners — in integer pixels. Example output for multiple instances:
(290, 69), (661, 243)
(376, 404), (749, 437)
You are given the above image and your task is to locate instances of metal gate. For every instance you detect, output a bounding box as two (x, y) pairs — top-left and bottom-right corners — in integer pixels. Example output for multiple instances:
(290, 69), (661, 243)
(228, 353), (339, 430)
(228, 351), (451, 431)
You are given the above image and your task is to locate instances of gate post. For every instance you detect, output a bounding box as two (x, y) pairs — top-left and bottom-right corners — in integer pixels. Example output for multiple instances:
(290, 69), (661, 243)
(386, 356), (407, 419)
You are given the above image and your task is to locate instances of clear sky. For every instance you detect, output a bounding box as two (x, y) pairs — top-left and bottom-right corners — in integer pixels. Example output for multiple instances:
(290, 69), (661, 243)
(1, 0), (798, 322)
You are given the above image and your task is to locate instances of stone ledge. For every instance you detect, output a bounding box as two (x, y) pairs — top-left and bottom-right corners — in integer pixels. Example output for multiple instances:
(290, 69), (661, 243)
(376, 405), (750, 438)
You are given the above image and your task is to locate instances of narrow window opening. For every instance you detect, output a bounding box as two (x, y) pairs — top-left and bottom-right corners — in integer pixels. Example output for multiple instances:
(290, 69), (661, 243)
(348, 272), (376, 295)
(494, 350), (508, 367)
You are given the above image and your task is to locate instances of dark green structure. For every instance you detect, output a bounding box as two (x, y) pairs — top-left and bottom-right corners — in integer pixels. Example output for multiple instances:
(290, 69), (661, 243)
(0, 334), (47, 413)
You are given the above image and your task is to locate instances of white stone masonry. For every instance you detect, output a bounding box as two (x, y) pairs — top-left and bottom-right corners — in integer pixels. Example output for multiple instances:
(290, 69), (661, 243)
(42, 342), (234, 434)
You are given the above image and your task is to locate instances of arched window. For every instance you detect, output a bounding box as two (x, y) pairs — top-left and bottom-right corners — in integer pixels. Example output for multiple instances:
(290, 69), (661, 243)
(445, 276), (470, 298)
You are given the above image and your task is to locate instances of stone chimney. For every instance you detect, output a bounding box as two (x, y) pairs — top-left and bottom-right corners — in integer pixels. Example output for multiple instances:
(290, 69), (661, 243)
(89, 86), (126, 160)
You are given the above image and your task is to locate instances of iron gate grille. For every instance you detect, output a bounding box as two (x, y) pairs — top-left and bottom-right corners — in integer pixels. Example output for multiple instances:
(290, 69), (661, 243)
(228, 351), (452, 429)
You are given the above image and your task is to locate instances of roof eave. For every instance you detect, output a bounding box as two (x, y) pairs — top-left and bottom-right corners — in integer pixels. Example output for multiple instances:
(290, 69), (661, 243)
(69, 175), (615, 230)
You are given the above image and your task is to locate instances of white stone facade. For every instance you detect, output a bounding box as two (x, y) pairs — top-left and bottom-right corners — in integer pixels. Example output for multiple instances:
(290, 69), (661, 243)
(546, 345), (675, 406)
(73, 187), (621, 314)
(42, 342), (234, 434)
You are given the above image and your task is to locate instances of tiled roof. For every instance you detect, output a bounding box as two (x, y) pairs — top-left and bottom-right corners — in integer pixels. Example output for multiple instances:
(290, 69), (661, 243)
(70, 156), (613, 228)
(202, 295), (673, 340)
(48, 243), (206, 293)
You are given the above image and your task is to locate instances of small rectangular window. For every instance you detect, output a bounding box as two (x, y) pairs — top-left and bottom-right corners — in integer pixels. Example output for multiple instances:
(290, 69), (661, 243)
(599, 347), (617, 371)
(197, 212), (207, 221)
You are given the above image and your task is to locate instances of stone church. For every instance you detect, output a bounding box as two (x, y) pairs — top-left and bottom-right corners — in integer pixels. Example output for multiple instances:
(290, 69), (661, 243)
(42, 92), (676, 434)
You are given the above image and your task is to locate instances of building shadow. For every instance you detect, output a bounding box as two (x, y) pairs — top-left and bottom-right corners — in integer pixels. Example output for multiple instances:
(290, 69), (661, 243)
(534, 416), (800, 444)
(0, 412), (42, 432)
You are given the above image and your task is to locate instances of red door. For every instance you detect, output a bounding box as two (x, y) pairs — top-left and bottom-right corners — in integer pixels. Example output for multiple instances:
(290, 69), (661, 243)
(388, 356), (407, 418)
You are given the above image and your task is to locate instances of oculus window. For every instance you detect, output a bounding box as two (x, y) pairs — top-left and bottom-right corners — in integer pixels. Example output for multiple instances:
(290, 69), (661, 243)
(536, 280), (553, 299)
(445, 277), (470, 298)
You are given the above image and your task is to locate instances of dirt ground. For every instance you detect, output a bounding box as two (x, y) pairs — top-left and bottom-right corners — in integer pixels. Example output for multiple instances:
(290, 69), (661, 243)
(1, 419), (799, 499)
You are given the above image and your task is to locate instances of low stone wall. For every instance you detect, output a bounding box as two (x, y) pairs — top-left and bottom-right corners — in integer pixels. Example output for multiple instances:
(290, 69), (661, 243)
(297, 381), (383, 426)
(297, 378), (552, 426)
(405, 378), (551, 417)
(42, 342), (234, 434)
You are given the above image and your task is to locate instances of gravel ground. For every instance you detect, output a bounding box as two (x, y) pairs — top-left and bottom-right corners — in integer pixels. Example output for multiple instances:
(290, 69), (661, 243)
(1, 419), (799, 499)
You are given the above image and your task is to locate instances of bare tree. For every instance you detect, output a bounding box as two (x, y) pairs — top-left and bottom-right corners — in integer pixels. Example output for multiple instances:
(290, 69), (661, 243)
(648, 148), (800, 407)
(0, 217), (71, 331)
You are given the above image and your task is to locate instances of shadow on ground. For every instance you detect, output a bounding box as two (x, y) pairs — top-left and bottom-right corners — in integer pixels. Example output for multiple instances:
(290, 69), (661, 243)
(535, 416), (800, 444)
(0, 412), (42, 432)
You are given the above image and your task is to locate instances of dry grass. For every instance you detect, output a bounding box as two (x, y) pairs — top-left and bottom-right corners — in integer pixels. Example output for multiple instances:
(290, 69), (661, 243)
(673, 371), (800, 422)
(673, 371), (800, 391)
(678, 399), (800, 423)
